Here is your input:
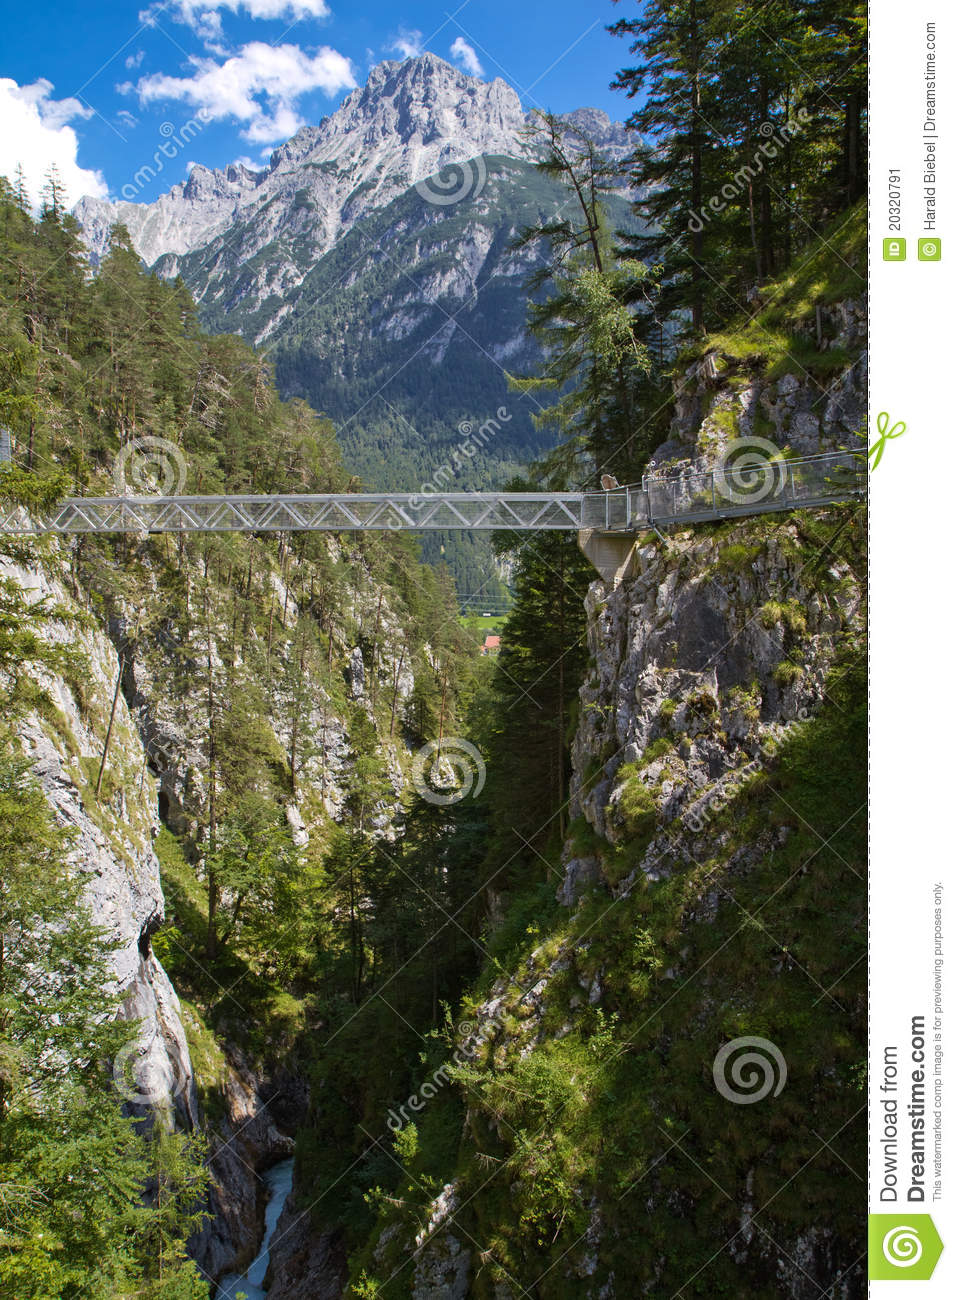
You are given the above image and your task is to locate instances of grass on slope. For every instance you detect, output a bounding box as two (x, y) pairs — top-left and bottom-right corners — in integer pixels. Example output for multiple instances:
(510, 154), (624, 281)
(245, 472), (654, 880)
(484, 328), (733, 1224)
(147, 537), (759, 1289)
(683, 200), (866, 381)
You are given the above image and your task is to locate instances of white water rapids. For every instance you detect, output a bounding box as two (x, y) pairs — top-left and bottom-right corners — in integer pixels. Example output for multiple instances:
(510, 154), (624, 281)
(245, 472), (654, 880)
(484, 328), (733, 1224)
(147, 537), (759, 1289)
(214, 1158), (295, 1300)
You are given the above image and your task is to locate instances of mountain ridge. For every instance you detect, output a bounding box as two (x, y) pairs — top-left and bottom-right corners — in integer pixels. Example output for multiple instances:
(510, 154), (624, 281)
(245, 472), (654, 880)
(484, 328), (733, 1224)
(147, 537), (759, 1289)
(74, 54), (628, 269)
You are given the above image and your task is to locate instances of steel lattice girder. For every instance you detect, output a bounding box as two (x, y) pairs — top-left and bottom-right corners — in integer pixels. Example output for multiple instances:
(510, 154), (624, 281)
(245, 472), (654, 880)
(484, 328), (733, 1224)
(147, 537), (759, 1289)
(0, 453), (865, 536)
(0, 493), (589, 535)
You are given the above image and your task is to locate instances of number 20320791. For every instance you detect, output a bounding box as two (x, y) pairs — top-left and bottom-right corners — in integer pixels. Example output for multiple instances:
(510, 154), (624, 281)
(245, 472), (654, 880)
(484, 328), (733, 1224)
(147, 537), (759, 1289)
(888, 170), (901, 231)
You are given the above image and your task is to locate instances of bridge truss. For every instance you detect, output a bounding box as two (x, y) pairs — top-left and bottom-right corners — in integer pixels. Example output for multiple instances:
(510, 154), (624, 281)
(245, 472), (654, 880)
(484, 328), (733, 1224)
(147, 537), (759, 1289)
(0, 451), (864, 536)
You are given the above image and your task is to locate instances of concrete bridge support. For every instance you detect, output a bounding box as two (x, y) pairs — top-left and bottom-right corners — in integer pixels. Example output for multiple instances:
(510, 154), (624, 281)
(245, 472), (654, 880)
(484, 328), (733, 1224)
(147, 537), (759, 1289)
(577, 529), (640, 586)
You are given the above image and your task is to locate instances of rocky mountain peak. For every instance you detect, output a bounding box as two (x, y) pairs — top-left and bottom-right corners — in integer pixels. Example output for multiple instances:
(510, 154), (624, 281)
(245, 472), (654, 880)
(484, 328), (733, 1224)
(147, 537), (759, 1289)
(72, 53), (629, 274)
(295, 52), (526, 170)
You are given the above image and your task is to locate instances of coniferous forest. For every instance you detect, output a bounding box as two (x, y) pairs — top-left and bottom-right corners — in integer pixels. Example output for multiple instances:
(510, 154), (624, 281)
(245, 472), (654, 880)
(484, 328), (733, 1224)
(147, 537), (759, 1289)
(1, 2), (866, 1297)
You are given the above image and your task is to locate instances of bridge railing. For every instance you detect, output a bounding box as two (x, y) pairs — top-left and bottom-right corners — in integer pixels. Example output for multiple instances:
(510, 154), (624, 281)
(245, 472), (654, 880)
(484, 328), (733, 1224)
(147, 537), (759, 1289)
(582, 450), (865, 531)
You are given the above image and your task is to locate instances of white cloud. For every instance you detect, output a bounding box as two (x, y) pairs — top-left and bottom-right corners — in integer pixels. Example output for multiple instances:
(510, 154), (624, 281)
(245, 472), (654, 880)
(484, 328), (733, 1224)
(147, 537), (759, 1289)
(12, 78), (92, 129)
(133, 41), (355, 143)
(0, 78), (108, 208)
(450, 37), (483, 78)
(193, 11), (225, 47)
(117, 108), (140, 129)
(389, 29), (424, 59)
(141, 1), (331, 29)
(125, 50), (145, 70)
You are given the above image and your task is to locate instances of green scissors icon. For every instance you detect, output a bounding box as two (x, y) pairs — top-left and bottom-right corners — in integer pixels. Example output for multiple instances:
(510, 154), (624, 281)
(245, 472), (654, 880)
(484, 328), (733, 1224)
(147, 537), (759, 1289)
(869, 412), (906, 470)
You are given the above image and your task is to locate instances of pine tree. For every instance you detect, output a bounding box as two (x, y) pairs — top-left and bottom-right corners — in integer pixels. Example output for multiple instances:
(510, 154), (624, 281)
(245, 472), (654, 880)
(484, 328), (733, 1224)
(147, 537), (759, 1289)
(485, 526), (593, 863)
(509, 112), (656, 484)
(610, 0), (867, 329)
(611, 0), (716, 329)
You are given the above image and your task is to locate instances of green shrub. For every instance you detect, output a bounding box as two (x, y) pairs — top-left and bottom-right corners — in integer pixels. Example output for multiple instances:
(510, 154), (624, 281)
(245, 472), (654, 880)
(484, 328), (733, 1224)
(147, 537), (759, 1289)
(774, 660), (805, 687)
(715, 542), (763, 574)
(639, 736), (673, 767)
(760, 598), (808, 636)
(614, 767), (658, 836)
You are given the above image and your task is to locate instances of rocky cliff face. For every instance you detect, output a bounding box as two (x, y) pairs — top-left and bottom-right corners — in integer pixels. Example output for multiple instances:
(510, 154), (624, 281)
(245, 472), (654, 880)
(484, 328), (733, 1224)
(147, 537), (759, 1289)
(649, 295), (867, 474)
(112, 537), (415, 851)
(369, 317), (866, 1299)
(2, 551), (303, 1281)
(2, 552), (199, 1128)
(264, 1197), (347, 1300)
(5, 529), (429, 1290)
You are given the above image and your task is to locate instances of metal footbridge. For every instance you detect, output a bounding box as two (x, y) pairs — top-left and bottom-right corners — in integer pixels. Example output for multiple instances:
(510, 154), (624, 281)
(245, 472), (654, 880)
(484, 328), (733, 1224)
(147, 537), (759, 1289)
(0, 451), (863, 537)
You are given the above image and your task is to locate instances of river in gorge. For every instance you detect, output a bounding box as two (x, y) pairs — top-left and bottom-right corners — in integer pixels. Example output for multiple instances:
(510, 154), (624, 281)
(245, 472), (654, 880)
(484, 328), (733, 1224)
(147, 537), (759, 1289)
(214, 1158), (295, 1300)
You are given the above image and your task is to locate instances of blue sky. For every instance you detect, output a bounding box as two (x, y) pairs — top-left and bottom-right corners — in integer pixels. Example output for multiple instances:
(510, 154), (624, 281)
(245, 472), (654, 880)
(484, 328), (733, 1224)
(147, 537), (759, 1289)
(0, 0), (638, 208)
